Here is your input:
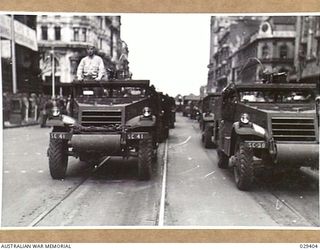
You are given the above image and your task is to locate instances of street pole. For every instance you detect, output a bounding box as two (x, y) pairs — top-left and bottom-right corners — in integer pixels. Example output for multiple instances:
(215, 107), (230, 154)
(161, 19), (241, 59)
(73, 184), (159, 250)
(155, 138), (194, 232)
(51, 47), (55, 99)
(295, 16), (302, 82)
(0, 37), (2, 93)
(0, 36), (3, 127)
(11, 15), (17, 94)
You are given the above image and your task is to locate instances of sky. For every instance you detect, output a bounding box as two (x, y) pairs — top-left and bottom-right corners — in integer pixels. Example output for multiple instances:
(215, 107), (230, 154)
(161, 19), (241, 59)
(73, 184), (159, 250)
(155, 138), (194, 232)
(120, 14), (211, 98)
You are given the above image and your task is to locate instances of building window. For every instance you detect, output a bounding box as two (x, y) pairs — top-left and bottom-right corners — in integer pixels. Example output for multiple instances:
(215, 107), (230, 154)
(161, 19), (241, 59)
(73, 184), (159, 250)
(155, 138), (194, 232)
(110, 29), (114, 58)
(262, 44), (269, 59)
(82, 28), (87, 42)
(316, 38), (320, 60)
(99, 38), (103, 49)
(279, 44), (288, 59)
(54, 26), (61, 40)
(303, 17), (310, 37)
(98, 17), (103, 28)
(73, 28), (79, 41)
(41, 26), (48, 40)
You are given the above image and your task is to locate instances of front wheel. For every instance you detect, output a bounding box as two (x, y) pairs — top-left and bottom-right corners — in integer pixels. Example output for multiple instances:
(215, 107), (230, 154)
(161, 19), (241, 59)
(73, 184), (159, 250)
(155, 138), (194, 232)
(48, 139), (68, 179)
(217, 149), (229, 169)
(234, 142), (254, 191)
(204, 126), (214, 148)
(138, 138), (153, 180)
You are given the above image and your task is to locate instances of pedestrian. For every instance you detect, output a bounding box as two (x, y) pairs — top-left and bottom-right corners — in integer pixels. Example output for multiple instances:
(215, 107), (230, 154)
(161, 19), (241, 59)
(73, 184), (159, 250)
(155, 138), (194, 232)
(76, 45), (105, 81)
(40, 97), (53, 128)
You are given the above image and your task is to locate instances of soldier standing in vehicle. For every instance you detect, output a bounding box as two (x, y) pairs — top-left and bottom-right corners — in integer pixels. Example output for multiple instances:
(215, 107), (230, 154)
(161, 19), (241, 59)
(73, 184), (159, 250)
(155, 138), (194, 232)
(76, 45), (105, 81)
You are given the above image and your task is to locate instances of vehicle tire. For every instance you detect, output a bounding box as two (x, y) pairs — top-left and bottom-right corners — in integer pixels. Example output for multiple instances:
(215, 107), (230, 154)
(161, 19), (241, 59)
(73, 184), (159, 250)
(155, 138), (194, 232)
(48, 139), (68, 179)
(217, 149), (229, 169)
(164, 127), (169, 139)
(234, 142), (254, 191)
(152, 148), (158, 163)
(204, 126), (213, 148)
(138, 138), (153, 181)
(157, 122), (165, 143)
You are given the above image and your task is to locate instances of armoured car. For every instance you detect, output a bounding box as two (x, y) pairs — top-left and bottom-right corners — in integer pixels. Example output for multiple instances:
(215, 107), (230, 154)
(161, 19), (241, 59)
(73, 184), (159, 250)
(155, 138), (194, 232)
(182, 95), (200, 118)
(199, 93), (221, 148)
(216, 82), (319, 190)
(47, 80), (160, 181)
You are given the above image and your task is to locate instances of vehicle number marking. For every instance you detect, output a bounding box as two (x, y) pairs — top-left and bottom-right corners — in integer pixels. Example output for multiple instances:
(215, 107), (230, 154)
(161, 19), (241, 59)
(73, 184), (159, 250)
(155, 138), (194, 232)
(127, 133), (145, 140)
(50, 133), (69, 140)
(245, 141), (266, 148)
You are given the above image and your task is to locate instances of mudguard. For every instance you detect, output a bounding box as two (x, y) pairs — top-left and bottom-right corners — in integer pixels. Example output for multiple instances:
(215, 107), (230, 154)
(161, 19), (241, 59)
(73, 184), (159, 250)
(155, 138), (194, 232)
(126, 115), (156, 127)
(46, 115), (77, 127)
(202, 113), (215, 122)
(46, 118), (64, 127)
(232, 121), (267, 139)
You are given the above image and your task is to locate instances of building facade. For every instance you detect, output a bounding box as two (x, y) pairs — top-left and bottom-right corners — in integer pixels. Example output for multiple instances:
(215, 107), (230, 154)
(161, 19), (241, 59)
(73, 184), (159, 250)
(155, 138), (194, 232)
(207, 16), (318, 93)
(36, 15), (130, 96)
(207, 16), (265, 93)
(234, 16), (296, 84)
(1, 14), (41, 125)
(1, 14), (40, 94)
(293, 16), (320, 84)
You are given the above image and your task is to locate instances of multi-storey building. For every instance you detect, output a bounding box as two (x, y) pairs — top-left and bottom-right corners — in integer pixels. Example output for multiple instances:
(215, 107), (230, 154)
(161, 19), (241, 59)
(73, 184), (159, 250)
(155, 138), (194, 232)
(36, 15), (129, 96)
(207, 16), (235, 93)
(207, 16), (300, 92)
(208, 16), (265, 92)
(293, 16), (320, 84)
(234, 16), (296, 84)
(1, 14), (41, 125)
(1, 14), (40, 94)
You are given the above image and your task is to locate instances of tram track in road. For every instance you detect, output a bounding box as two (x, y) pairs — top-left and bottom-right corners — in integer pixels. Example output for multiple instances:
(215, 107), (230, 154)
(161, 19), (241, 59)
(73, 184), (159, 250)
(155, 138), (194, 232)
(267, 189), (319, 227)
(28, 139), (169, 227)
(28, 157), (111, 227)
(157, 139), (169, 226)
(202, 145), (319, 227)
(261, 169), (319, 227)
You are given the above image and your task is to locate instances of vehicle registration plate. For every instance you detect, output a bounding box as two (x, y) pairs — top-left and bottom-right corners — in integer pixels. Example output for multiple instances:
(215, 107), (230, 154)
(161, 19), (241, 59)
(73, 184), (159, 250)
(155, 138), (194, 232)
(50, 132), (71, 140)
(127, 133), (146, 140)
(244, 141), (267, 148)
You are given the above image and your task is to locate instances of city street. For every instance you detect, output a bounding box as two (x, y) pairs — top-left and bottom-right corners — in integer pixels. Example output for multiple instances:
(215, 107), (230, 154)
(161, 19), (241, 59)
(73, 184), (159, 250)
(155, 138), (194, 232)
(2, 113), (319, 227)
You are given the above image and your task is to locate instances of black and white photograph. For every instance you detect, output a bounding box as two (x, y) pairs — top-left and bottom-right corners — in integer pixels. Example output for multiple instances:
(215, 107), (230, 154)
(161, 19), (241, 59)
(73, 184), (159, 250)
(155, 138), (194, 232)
(1, 13), (319, 229)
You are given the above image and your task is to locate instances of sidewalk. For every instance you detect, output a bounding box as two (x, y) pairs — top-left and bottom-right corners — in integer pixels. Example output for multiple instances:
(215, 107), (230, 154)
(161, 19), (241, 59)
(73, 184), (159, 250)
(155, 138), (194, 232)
(3, 120), (39, 129)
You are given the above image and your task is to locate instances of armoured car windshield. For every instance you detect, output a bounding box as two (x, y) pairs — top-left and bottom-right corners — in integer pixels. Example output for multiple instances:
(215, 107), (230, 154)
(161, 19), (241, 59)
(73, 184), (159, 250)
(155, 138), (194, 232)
(75, 86), (147, 98)
(203, 97), (217, 112)
(239, 89), (315, 104)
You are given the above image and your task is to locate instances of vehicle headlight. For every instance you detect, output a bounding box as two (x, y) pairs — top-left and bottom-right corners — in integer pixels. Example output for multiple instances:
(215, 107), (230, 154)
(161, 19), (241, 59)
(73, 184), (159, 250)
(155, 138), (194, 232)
(62, 115), (76, 126)
(240, 113), (250, 124)
(142, 107), (152, 118)
(52, 106), (60, 117)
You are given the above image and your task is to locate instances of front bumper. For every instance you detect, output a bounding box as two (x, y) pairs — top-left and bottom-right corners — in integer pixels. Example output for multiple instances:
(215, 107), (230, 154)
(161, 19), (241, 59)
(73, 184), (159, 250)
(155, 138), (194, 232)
(244, 139), (319, 168)
(50, 131), (151, 156)
(71, 134), (122, 155)
(275, 143), (319, 168)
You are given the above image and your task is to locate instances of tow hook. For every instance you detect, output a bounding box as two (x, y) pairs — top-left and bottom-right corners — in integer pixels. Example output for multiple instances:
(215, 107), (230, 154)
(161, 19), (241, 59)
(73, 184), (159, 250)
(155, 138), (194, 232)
(268, 138), (276, 156)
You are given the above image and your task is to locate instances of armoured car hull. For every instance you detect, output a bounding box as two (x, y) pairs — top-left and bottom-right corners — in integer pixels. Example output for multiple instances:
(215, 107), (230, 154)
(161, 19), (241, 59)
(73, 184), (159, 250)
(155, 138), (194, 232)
(216, 83), (319, 190)
(47, 80), (159, 181)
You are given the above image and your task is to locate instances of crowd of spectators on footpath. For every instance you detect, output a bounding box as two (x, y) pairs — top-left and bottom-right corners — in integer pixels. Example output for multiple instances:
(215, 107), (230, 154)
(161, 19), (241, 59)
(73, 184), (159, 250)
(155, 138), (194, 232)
(2, 92), (69, 128)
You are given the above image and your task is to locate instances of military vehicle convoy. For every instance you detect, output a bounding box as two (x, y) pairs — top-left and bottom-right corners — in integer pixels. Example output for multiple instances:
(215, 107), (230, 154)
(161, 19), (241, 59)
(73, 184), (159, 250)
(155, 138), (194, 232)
(215, 82), (319, 190)
(47, 80), (173, 181)
(199, 93), (221, 148)
(182, 95), (201, 119)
